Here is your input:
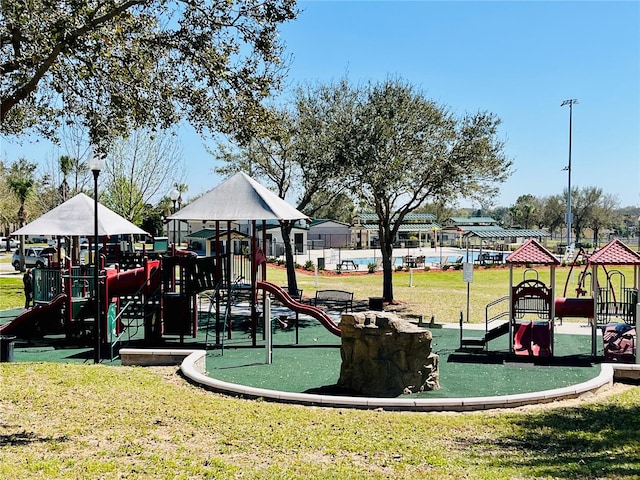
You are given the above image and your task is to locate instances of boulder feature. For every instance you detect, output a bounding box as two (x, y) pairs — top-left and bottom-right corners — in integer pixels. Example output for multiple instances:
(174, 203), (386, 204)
(338, 311), (440, 397)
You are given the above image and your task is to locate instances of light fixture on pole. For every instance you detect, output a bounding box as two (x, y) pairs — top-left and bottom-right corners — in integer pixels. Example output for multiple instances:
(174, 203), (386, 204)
(89, 151), (106, 364)
(169, 188), (180, 246)
(561, 99), (578, 250)
(177, 192), (182, 246)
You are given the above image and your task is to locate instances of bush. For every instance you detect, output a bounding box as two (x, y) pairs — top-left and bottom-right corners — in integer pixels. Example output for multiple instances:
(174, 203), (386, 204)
(367, 262), (377, 273)
(303, 260), (314, 271)
(335, 264), (343, 274)
(442, 264), (450, 271)
(395, 265), (404, 272)
(423, 266), (431, 272)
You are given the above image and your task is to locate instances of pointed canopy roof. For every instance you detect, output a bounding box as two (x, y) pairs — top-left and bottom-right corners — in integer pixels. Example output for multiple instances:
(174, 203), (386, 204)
(168, 172), (309, 222)
(12, 193), (149, 237)
(506, 239), (560, 265)
(588, 239), (640, 265)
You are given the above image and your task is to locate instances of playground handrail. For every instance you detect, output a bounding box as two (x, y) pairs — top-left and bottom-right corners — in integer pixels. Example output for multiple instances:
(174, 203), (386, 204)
(485, 295), (510, 333)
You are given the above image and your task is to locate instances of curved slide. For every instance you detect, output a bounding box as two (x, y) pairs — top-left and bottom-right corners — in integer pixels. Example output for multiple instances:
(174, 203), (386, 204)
(257, 281), (341, 337)
(0, 293), (67, 336)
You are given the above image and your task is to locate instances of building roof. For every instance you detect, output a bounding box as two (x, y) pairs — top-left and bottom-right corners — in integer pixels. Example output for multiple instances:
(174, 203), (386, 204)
(396, 223), (441, 232)
(463, 228), (551, 239)
(309, 219), (350, 228)
(361, 223), (441, 232)
(506, 239), (560, 265)
(356, 212), (436, 222)
(588, 239), (640, 265)
(459, 225), (505, 233)
(446, 216), (497, 225)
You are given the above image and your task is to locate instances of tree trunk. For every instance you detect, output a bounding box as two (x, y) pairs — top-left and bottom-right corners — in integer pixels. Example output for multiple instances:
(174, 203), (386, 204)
(379, 225), (395, 302)
(280, 221), (299, 296)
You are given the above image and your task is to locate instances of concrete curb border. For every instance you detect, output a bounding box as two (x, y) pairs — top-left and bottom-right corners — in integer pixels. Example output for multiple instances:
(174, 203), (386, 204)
(121, 348), (640, 411)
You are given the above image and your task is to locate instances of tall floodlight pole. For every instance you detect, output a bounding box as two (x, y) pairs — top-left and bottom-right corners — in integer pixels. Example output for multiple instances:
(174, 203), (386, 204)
(561, 99), (578, 249)
(90, 151), (106, 364)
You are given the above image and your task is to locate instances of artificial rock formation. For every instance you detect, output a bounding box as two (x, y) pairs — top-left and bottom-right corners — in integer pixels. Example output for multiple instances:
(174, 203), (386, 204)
(338, 311), (440, 397)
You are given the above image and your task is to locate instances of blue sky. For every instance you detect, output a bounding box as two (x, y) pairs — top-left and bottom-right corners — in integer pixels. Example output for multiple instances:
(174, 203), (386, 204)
(2, 1), (639, 209)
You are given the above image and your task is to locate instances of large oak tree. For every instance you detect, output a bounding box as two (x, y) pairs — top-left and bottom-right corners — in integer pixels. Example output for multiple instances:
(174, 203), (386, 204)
(1, 0), (297, 147)
(338, 78), (512, 302)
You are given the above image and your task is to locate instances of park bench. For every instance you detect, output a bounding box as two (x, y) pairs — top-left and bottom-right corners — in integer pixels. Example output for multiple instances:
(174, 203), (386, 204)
(314, 289), (354, 312)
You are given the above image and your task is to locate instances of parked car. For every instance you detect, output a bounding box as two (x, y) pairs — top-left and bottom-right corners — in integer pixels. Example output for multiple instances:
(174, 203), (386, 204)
(47, 238), (66, 247)
(0, 237), (18, 251)
(12, 247), (50, 270)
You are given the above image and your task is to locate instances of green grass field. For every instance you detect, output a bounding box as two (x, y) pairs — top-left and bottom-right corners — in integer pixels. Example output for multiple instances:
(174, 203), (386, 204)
(0, 363), (638, 479)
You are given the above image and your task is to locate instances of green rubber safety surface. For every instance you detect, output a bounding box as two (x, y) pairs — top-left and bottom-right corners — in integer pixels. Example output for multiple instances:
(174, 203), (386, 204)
(2, 307), (602, 398)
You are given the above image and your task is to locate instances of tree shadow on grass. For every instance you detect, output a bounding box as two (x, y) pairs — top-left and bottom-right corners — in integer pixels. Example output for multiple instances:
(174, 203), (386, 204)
(467, 393), (640, 478)
(0, 430), (68, 447)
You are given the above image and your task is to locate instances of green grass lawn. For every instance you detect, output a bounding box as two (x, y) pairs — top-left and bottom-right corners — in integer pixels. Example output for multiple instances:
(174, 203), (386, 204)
(0, 363), (638, 479)
(0, 276), (23, 310)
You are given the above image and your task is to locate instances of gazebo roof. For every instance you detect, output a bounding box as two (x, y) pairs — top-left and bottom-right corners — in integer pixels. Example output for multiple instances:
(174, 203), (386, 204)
(506, 239), (560, 265)
(11, 193), (149, 237)
(588, 239), (640, 265)
(185, 229), (249, 241)
(169, 172), (308, 222)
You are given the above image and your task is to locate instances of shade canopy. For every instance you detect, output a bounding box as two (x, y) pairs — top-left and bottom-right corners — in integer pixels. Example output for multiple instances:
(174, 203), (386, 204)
(12, 193), (149, 237)
(168, 172), (309, 222)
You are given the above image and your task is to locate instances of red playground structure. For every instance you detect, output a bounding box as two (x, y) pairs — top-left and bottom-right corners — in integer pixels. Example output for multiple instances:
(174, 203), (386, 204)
(460, 239), (640, 363)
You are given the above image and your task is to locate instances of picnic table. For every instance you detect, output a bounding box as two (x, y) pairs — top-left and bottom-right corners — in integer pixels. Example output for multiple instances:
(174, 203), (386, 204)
(339, 260), (358, 270)
(475, 253), (504, 265)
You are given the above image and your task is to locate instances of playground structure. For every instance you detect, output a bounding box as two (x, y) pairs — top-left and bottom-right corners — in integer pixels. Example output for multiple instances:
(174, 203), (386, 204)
(1, 173), (340, 358)
(460, 239), (640, 363)
(0, 236), (342, 359)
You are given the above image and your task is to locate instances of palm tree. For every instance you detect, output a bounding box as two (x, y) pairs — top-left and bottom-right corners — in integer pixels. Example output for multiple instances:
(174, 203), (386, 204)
(7, 161), (36, 271)
(58, 155), (73, 202)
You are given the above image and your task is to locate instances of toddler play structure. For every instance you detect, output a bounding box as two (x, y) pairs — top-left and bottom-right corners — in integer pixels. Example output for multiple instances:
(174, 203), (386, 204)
(460, 239), (639, 363)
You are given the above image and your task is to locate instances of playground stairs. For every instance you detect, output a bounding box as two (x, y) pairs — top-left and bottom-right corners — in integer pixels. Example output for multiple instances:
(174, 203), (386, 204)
(459, 321), (509, 351)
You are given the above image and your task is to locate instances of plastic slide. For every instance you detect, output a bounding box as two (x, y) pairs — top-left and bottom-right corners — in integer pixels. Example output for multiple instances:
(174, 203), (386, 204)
(0, 293), (67, 336)
(513, 322), (532, 355)
(256, 281), (341, 336)
(104, 259), (161, 298)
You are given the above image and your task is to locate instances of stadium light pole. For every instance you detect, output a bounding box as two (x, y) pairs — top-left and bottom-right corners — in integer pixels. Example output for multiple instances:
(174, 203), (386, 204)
(561, 99), (578, 249)
(90, 151), (106, 364)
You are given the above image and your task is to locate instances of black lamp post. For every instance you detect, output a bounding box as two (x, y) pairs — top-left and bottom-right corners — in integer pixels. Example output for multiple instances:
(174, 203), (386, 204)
(90, 152), (106, 364)
(170, 188), (179, 246)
